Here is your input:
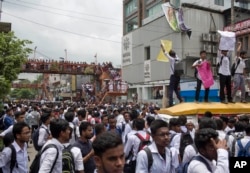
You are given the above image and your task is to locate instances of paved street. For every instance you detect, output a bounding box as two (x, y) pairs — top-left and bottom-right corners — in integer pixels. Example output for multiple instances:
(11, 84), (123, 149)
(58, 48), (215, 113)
(27, 142), (37, 167)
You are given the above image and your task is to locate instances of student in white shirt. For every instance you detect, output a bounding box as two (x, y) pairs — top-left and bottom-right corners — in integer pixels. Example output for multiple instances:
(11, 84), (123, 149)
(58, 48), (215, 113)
(39, 119), (71, 173)
(187, 128), (229, 173)
(217, 50), (234, 104)
(64, 111), (78, 145)
(0, 122), (31, 173)
(234, 124), (250, 157)
(38, 113), (52, 148)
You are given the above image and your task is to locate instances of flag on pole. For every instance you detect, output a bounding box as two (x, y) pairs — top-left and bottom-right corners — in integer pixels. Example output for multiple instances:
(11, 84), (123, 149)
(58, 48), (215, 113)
(157, 40), (172, 62)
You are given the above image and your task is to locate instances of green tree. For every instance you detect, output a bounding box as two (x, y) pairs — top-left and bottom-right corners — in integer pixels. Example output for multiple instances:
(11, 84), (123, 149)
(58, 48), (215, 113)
(0, 32), (32, 100)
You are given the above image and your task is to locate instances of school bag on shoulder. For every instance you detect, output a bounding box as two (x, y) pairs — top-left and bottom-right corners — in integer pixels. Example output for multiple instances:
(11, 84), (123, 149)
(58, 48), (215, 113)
(62, 145), (75, 173)
(231, 58), (240, 77)
(30, 144), (59, 173)
(171, 59), (184, 77)
(237, 140), (250, 157)
(135, 132), (151, 151)
(32, 126), (50, 151)
(230, 133), (245, 157)
(143, 147), (153, 172)
(0, 144), (17, 173)
(176, 155), (212, 173)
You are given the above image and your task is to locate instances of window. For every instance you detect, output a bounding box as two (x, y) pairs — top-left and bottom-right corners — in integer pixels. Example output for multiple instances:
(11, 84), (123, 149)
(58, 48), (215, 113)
(239, 2), (248, 9)
(146, 3), (162, 18)
(145, 46), (150, 60)
(126, 17), (138, 33)
(125, 0), (137, 17)
(214, 0), (224, 6)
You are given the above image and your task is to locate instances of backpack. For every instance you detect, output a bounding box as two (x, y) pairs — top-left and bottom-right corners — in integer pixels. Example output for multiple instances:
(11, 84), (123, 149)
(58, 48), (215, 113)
(0, 144), (17, 173)
(231, 58), (240, 77)
(135, 132), (151, 151)
(230, 133), (245, 157)
(237, 140), (250, 157)
(30, 144), (59, 173)
(179, 132), (194, 161)
(143, 147), (153, 172)
(170, 59), (184, 77)
(176, 155), (212, 173)
(32, 126), (50, 151)
(62, 145), (75, 173)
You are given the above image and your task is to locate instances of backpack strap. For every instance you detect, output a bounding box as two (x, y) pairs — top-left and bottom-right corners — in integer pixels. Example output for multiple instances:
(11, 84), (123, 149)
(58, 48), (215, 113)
(122, 123), (126, 132)
(135, 132), (150, 151)
(41, 144), (59, 173)
(64, 144), (75, 171)
(9, 144), (17, 173)
(144, 147), (153, 172)
(244, 141), (250, 156)
(40, 126), (50, 135)
(237, 139), (244, 152)
(193, 155), (212, 172)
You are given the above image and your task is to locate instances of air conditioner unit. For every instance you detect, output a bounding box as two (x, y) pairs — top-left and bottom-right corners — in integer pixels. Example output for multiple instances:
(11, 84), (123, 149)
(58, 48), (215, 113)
(212, 46), (217, 53)
(203, 44), (212, 53)
(212, 34), (219, 42)
(202, 33), (211, 41)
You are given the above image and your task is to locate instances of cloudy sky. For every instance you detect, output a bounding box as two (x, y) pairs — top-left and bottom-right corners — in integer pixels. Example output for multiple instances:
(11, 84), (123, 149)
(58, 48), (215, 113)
(2, 0), (123, 67)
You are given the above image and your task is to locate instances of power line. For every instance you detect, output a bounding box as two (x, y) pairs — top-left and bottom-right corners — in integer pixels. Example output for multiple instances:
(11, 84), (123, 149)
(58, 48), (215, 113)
(9, 0), (121, 21)
(4, 11), (122, 44)
(4, 1), (122, 27)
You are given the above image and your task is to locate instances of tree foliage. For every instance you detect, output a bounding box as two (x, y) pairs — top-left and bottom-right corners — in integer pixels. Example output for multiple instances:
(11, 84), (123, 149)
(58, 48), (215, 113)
(0, 32), (32, 99)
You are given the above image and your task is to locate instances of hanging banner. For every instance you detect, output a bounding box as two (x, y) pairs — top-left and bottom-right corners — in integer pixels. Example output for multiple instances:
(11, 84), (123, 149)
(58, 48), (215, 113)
(157, 40), (172, 62)
(122, 33), (133, 66)
(162, 2), (180, 32)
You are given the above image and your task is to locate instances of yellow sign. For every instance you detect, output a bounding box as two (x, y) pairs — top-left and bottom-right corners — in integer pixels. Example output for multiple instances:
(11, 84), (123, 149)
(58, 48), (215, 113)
(157, 40), (172, 62)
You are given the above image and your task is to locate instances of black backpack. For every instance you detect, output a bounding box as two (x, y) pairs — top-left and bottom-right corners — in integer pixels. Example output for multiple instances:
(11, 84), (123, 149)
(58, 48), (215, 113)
(179, 132), (194, 161)
(0, 144), (17, 173)
(231, 59), (240, 76)
(32, 126), (50, 151)
(62, 145), (75, 173)
(30, 144), (59, 173)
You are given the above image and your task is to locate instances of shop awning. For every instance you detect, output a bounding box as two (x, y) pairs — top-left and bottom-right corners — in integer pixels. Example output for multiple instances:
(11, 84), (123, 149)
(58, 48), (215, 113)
(157, 102), (250, 116)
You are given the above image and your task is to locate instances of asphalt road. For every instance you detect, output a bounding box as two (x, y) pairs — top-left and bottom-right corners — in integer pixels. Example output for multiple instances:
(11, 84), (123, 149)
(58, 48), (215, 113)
(27, 141), (37, 167)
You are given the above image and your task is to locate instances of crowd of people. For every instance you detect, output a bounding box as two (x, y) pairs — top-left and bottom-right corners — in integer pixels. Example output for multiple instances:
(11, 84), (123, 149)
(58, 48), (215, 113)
(162, 41), (248, 105)
(0, 101), (249, 173)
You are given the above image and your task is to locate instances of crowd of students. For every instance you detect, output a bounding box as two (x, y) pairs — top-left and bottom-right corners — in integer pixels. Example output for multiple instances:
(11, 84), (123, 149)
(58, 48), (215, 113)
(0, 102), (249, 173)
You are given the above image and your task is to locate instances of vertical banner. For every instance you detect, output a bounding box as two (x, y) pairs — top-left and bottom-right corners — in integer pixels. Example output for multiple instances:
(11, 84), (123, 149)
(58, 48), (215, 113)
(162, 2), (180, 32)
(144, 60), (151, 82)
(122, 33), (133, 66)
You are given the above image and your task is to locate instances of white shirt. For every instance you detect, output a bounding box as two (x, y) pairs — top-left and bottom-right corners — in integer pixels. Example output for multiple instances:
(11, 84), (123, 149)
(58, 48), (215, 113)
(170, 132), (182, 154)
(39, 138), (64, 173)
(117, 122), (132, 143)
(192, 58), (207, 80)
(187, 149), (229, 173)
(38, 124), (50, 147)
(164, 52), (181, 75)
(216, 130), (234, 152)
(0, 141), (29, 173)
(136, 142), (177, 173)
(116, 114), (125, 126)
(124, 130), (152, 161)
(63, 143), (84, 171)
(0, 125), (13, 137)
(69, 122), (78, 145)
(217, 55), (231, 76)
(234, 57), (246, 74)
(235, 135), (250, 157)
(182, 144), (197, 163)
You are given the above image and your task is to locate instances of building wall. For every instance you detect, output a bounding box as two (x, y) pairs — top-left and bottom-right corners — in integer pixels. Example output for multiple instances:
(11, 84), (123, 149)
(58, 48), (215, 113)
(122, 6), (224, 83)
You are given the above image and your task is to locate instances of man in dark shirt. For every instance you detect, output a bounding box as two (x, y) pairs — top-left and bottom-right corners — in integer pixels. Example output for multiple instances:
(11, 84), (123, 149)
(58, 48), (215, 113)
(74, 121), (96, 173)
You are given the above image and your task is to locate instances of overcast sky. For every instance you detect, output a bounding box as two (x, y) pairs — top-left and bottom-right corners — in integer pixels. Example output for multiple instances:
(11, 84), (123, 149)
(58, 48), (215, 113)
(2, 0), (123, 67)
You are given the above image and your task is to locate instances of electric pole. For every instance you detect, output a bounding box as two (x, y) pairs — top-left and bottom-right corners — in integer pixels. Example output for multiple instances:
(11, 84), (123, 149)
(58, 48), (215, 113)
(231, 0), (235, 30)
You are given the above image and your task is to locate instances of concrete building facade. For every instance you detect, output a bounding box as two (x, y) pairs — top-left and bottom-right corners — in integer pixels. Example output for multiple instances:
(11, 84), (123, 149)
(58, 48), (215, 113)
(122, 0), (250, 106)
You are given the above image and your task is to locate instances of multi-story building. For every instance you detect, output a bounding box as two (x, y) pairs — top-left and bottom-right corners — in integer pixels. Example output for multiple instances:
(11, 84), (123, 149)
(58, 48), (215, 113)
(122, 0), (250, 107)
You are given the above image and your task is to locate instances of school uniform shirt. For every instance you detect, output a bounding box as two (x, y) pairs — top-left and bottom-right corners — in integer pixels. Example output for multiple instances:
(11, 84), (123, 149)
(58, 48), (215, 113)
(136, 142), (177, 173)
(0, 124), (13, 137)
(38, 124), (50, 147)
(124, 129), (137, 144)
(116, 114), (125, 126)
(216, 130), (234, 152)
(187, 149), (229, 173)
(217, 55), (230, 76)
(234, 135), (250, 157)
(0, 141), (29, 173)
(117, 121), (132, 143)
(234, 57), (246, 74)
(164, 52), (181, 75)
(63, 143), (84, 171)
(124, 130), (152, 161)
(39, 138), (64, 173)
(182, 144), (197, 163)
(69, 122), (78, 145)
(169, 131), (182, 153)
